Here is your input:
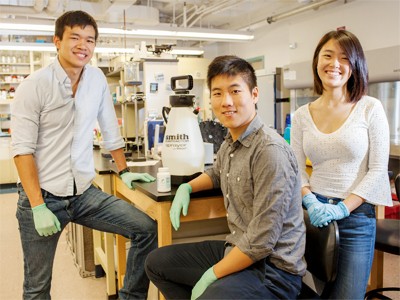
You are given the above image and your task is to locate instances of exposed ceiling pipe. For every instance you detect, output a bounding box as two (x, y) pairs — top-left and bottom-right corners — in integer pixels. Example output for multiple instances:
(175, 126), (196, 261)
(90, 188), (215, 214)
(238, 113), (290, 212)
(184, 5), (210, 26)
(187, 0), (241, 28)
(177, 1), (220, 28)
(183, 1), (187, 27)
(172, 1), (176, 25)
(0, 0), (66, 18)
(267, 0), (339, 23)
(175, 4), (198, 23)
(0, 0), (49, 15)
(0, 6), (48, 17)
(187, 0), (235, 28)
(33, 0), (48, 12)
(46, 0), (62, 14)
(238, 0), (340, 31)
(170, 0), (225, 27)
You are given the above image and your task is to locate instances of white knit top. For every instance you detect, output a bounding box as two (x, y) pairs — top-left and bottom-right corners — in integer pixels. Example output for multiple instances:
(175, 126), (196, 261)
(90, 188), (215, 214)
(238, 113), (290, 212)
(291, 96), (392, 206)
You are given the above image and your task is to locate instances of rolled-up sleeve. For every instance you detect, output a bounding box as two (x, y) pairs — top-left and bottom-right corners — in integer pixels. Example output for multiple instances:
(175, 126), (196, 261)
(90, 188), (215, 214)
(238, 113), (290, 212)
(208, 118), (306, 275)
(97, 83), (124, 151)
(11, 78), (41, 157)
(235, 144), (298, 262)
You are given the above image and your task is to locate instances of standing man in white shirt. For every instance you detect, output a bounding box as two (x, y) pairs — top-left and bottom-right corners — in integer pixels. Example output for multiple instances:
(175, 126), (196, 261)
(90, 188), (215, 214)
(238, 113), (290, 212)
(11, 10), (157, 300)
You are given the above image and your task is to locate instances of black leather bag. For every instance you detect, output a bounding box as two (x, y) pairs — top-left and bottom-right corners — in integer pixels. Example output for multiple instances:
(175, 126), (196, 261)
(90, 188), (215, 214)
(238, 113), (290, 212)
(199, 120), (227, 153)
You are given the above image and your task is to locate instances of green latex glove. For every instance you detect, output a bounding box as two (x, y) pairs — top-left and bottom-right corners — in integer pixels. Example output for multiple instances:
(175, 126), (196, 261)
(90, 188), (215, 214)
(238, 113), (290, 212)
(191, 267), (218, 300)
(121, 172), (155, 189)
(32, 203), (61, 237)
(169, 183), (192, 231)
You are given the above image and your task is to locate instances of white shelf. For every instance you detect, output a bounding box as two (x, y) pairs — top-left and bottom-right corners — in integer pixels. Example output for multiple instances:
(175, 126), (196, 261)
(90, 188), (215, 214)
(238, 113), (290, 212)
(0, 81), (21, 85)
(106, 68), (122, 77)
(0, 50), (43, 76)
(0, 62), (30, 66)
(0, 72), (29, 75)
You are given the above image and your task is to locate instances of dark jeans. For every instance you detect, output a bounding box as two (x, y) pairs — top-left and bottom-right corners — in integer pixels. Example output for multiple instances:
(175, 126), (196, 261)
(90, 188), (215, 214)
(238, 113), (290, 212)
(314, 193), (376, 299)
(145, 240), (302, 299)
(16, 184), (158, 300)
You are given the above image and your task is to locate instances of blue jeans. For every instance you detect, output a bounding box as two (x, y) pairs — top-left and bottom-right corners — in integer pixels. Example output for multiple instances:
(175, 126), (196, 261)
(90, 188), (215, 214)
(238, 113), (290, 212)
(16, 184), (157, 300)
(314, 193), (376, 300)
(145, 240), (302, 299)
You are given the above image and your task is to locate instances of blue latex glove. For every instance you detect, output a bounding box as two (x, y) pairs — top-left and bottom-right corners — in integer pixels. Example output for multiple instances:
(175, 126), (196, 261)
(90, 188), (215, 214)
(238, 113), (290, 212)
(32, 203), (61, 237)
(169, 183), (192, 231)
(191, 267), (218, 300)
(312, 202), (350, 227)
(303, 193), (330, 227)
(302, 193), (327, 224)
(121, 172), (155, 189)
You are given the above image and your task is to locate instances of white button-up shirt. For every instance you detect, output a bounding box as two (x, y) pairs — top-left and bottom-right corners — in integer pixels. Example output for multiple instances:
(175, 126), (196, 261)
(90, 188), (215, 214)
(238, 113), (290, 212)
(11, 57), (124, 196)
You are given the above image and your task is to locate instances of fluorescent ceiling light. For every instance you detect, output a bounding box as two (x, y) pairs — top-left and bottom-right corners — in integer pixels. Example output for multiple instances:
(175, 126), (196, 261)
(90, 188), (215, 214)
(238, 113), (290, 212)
(0, 43), (55, 52)
(0, 42), (137, 53)
(0, 23), (54, 36)
(0, 22), (254, 42)
(0, 23), (54, 31)
(0, 43), (203, 55)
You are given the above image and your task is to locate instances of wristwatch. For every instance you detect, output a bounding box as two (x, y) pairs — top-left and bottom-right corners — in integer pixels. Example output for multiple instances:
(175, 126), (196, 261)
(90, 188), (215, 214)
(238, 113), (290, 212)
(118, 167), (130, 176)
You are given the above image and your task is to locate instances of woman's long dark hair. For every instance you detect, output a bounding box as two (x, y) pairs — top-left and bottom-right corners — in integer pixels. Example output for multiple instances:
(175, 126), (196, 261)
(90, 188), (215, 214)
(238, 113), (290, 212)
(312, 30), (368, 102)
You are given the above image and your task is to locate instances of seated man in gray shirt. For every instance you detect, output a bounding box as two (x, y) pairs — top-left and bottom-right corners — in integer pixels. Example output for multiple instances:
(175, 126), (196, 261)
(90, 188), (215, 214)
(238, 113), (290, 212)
(145, 55), (306, 300)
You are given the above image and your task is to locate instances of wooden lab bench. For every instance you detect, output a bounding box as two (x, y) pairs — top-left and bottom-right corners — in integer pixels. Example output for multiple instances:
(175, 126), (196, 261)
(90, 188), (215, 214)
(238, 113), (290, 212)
(92, 150), (225, 299)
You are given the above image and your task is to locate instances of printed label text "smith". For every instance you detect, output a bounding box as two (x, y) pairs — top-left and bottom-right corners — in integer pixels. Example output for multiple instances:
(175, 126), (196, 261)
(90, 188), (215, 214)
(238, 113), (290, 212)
(165, 134), (189, 142)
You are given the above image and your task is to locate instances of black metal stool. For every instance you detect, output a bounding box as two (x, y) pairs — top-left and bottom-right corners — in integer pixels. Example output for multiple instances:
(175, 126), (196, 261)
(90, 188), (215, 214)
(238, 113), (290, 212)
(364, 174), (400, 300)
(298, 209), (340, 299)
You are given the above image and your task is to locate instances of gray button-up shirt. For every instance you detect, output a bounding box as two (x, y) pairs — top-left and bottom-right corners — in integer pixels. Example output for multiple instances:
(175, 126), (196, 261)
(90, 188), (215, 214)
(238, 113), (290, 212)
(205, 115), (306, 276)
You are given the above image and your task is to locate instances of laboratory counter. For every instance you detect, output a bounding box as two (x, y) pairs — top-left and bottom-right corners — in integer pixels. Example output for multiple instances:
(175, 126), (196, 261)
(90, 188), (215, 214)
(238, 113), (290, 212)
(93, 148), (222, 201)
(92, 149), (226, 299)
(92, 149), (388, 298)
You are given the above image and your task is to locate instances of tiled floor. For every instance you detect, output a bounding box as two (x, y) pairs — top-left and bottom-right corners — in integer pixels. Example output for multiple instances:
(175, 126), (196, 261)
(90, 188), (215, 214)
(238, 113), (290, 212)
(1, 191), (399, 300)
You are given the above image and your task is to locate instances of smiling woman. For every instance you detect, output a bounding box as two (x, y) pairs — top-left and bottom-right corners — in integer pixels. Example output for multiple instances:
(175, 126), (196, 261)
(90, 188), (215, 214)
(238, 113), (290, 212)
(291, 30), (392, 300)
(312, 30), (368, 104)
(317, 39), (352, 93)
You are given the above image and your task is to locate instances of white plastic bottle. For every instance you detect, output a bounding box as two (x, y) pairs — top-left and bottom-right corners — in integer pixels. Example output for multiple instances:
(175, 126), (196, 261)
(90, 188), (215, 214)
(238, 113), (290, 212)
(157, 167), (171, 192)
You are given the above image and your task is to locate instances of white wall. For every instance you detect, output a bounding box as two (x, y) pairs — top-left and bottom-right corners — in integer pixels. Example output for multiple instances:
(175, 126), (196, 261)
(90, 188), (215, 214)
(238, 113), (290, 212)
(206, 0), (400, 70)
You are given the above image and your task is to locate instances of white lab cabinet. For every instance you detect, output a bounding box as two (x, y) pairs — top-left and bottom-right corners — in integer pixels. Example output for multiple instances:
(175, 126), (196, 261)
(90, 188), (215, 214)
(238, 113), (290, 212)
(0, 136), (18, 184)
(66, 223), (95, 278)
